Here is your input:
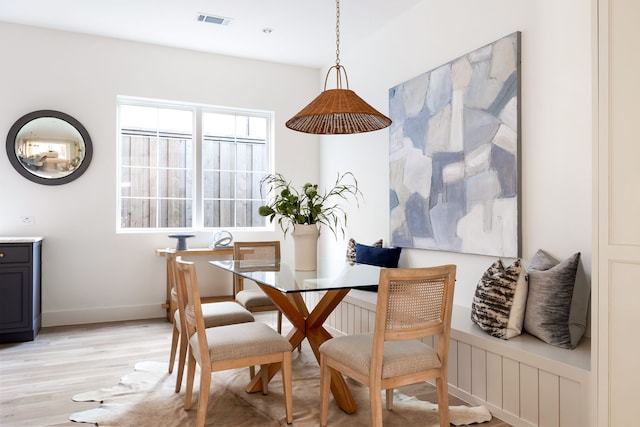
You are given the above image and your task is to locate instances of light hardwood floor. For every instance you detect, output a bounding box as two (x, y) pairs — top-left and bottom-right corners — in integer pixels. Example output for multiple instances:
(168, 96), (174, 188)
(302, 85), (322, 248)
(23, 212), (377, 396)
(0, 317), (511, 426)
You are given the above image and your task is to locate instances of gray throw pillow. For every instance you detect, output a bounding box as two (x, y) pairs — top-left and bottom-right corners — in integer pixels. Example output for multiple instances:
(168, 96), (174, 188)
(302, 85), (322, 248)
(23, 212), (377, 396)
(471, 259), (528, 339)
(523, 250), (582, 349)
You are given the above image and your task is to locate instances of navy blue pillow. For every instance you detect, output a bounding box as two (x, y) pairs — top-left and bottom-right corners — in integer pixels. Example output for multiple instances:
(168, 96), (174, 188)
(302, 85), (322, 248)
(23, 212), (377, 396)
(355, 244), (402, 267)
(355, 244), (402, 292)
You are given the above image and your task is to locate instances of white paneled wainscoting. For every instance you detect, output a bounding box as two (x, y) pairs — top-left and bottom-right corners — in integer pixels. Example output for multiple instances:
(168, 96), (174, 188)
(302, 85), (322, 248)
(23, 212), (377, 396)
(306, 290), (591, 427)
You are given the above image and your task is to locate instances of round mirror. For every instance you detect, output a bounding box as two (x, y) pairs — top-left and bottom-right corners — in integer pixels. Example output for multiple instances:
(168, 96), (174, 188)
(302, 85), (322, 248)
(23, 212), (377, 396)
(5, 110), (93, 185)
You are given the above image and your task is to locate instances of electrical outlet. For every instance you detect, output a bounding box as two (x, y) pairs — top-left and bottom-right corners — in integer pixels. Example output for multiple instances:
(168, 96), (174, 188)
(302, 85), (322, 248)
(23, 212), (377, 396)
(19, 216), (34, 225)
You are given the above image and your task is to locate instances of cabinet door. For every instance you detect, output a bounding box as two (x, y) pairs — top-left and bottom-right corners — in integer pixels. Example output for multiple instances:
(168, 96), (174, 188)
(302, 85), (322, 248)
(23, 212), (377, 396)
(598, 0), (640, 425)
(0, 266), (32, 331)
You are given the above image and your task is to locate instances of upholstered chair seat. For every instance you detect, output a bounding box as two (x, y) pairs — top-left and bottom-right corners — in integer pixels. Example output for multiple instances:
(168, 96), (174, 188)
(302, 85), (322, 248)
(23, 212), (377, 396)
(319, 334), (442, 379)
(173, 301), (254, 330)
(235, 288), (275, 309)
(189, 322), (292, 365)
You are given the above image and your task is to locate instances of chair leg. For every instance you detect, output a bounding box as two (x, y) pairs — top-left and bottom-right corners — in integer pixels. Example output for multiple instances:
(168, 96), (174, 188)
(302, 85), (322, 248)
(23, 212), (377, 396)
(277, 310), (282, 334)
(319, 355), (331, 427)
(281, 352), (293, 424)
(175, 329), (188, 392)
(196, 370), (211, 427)
(386, 388), (394, 410)
(249, 365), (256, 379)
(261, 364), (269, 395)
(435, 377), (450, 427)
(184, 351), (197, 411)
(168, 322), (179, 373)
(369, 384), (384, 427)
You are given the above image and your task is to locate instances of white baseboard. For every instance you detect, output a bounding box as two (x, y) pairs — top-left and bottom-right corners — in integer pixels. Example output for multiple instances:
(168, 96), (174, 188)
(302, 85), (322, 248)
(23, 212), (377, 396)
(42, 304), (166, 327)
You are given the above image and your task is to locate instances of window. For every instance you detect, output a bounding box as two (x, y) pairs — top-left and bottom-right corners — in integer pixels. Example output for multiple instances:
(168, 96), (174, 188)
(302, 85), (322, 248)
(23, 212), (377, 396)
(118, 98), (271, 231)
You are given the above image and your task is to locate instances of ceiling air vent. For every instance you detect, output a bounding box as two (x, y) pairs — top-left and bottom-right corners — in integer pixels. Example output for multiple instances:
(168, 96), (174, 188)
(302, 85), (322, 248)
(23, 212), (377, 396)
(197, 14), (233, 26)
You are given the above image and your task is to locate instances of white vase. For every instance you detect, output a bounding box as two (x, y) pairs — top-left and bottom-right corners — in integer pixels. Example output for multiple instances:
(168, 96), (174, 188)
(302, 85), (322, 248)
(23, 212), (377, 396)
(292, 224), (319, 271)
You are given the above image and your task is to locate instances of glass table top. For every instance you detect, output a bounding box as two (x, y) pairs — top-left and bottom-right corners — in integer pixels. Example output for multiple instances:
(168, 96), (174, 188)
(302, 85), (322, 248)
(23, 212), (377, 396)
(209, 259), (382, 293)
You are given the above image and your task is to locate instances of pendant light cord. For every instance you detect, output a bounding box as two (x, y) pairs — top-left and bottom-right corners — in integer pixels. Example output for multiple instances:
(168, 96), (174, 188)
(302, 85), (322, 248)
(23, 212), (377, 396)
(335, 0), (341, 67)
(331, 0), (347, 90)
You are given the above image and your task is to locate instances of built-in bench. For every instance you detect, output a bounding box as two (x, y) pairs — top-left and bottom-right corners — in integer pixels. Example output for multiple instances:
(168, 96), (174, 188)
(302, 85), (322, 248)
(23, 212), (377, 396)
(306, 290), (591, 427)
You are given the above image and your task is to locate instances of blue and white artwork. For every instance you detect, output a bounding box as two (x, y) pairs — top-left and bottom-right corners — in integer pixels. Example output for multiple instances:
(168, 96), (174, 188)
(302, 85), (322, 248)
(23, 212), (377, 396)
(388, 32), (521, 257)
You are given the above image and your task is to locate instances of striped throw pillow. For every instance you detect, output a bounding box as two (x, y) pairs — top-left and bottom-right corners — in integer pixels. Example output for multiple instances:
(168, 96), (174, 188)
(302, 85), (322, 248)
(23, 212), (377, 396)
(471, 258), (528, 339)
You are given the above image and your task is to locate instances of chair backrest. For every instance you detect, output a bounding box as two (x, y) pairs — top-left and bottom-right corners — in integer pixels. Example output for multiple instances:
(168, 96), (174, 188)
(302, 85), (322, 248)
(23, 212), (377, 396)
(232, 241), (281, 294)
(167, 251), (179, 309)
(372, 265), (456, 372)
(174, 256), (210, 364)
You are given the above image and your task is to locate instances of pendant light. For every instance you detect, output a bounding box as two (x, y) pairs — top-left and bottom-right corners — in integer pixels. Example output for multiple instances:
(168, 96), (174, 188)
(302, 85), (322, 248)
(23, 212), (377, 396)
(285, 0), (392, 134)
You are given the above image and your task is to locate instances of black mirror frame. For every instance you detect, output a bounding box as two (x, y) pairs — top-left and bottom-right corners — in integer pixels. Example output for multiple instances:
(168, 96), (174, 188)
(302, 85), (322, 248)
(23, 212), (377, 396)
(5, 110), (93, 185)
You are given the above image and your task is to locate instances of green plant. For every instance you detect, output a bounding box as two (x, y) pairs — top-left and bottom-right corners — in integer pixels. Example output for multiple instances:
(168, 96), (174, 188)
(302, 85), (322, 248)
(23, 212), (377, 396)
(258, 172), (362, 238)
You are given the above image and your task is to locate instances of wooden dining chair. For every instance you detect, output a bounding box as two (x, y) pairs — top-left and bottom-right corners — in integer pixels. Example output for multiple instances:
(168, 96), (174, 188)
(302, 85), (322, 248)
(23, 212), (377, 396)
(233, 241), (283, 333)
(175, 257), (293, 427)
(167, 251), (255, 392)
(319, 265), (457, 427)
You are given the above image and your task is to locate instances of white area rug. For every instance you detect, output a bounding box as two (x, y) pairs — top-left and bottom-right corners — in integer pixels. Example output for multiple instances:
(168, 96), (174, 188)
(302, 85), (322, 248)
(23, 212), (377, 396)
(70, 349), (492, 426)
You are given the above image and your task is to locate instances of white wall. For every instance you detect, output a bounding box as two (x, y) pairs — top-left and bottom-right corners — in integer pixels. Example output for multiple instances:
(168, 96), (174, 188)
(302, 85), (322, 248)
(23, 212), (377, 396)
(0, 23), (320, 326)
(318, 0), (593, 310)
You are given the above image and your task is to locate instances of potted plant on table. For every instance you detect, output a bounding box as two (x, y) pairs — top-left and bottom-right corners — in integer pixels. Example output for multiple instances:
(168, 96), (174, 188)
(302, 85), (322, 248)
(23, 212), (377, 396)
(258, 171), (362, 270)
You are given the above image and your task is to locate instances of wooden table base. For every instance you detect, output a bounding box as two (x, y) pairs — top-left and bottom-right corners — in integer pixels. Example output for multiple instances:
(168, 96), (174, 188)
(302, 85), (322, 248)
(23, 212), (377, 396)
(245, 286), (358, 414)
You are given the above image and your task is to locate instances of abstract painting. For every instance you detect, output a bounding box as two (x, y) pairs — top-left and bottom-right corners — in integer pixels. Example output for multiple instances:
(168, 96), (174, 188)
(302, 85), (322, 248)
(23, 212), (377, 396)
(388, 32), (521, 257)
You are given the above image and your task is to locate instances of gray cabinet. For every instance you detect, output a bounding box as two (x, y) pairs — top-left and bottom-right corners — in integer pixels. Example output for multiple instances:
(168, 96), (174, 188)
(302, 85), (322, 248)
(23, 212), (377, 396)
(0, 238), (42, 343)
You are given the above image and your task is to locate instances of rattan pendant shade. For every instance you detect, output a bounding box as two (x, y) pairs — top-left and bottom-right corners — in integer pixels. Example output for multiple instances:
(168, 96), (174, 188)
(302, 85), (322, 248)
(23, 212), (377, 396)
(285, 88), (391, 134)
(285, 0), (391, 135)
